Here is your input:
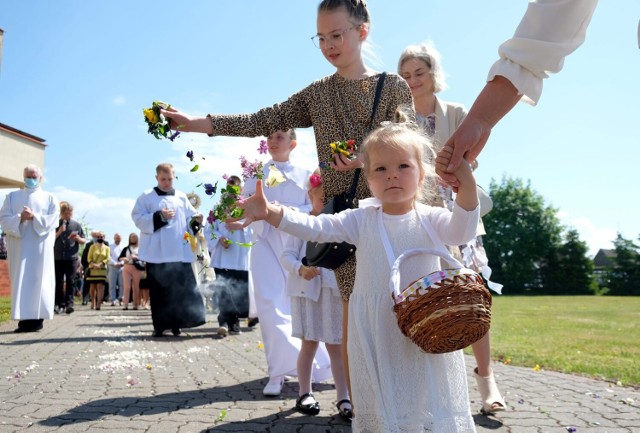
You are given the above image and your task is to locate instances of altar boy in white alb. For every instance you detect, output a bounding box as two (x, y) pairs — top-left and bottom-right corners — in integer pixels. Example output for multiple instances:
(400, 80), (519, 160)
(0, 165), (59, 333)
(132, 163), (206, 337)
(243, 130), (331, 396)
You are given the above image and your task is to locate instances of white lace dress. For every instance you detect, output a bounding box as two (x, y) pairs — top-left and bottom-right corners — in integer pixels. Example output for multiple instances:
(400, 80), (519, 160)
(279, 203), (478, 433)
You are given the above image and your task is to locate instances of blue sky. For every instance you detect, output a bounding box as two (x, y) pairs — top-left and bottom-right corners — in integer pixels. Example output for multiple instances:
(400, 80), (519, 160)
(1, 1), (638, 256)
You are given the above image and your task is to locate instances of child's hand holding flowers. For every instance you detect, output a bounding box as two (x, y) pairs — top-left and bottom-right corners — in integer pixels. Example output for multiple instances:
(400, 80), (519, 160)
(319, 139), (363, 171)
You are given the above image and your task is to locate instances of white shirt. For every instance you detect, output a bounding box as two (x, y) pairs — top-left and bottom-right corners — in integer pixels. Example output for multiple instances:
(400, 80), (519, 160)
(488, 0), (598, 105)
(208, 220), (251, 271)
(131, 188), (200, 264)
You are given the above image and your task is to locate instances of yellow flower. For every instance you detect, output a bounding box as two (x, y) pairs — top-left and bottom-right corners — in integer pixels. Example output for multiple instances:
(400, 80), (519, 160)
(143, 108), (158, 124)
(257, 341), (264, 350)
(145, 363), (153, 370)
(264, 164), (286, 188)
(533, 364), (541, 372)
(183, 232), (190, 241)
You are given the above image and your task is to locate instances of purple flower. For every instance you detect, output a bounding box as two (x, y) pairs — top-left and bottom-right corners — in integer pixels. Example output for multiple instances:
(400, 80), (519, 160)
(207, 210), (215, 224)
(169, 131), (181, 142)
(222, 174), (229, 181)
(318, 161), (329, 169)
(204, 182), (217, 196)
(566, 427), (577, 432)
(257, 139), (268, 155)
(186, 150), (194, 161)
(239, 156), (263, 181)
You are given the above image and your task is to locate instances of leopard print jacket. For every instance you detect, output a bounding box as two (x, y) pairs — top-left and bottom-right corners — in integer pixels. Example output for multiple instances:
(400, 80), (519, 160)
(210, 72), (414, 300)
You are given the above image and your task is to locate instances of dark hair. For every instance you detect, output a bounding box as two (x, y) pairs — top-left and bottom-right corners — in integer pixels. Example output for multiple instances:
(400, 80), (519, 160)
(318, 0), (370, 24)
(227, 175), (242, 187)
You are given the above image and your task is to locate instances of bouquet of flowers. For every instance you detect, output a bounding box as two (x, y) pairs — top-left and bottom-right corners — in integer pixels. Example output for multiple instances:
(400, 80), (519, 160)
(143, 101), (180, 141)
(319, 139), (357, 169)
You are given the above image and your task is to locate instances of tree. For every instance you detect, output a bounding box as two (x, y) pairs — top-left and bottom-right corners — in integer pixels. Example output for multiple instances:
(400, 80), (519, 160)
(483, 176), (564, 294)
(543, 229), (596, 295)
(607, 233), (640, 296)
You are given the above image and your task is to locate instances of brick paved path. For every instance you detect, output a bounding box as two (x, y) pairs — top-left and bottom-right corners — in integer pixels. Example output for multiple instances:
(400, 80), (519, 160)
(1, 305), (638, 432)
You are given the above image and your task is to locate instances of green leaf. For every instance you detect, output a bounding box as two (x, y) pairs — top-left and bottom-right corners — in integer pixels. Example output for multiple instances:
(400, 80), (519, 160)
(190, 165), (200, 172)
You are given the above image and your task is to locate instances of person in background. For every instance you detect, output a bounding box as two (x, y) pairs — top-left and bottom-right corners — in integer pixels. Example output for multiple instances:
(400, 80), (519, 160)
(398, 41), (505, 414)
(243, 130), (331, 397)
(107, 232), (124, 306)
(209, 175), (252, 337)
(132, 163), (206, 337)
(119, 232), (143, 311)
(85, 230), (109, 310)
(0, 165), (59, 332)
(437, 0), (598, 185)
(280, 169), (351, 421)
(0, 232), (7, 260)
(53, 201), (86, 314)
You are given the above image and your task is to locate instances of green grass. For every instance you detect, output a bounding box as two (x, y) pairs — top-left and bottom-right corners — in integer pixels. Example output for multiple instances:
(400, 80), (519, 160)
(469, 296), (640, 387)
(0, 296), (10, 323)
(1, 295), (638, 386)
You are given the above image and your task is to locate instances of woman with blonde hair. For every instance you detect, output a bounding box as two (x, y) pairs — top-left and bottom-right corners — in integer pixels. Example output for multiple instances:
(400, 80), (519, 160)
(399, 41), (506, 415)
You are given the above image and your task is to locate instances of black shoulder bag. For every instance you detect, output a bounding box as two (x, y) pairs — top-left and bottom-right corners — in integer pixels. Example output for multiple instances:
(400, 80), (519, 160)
(304, 72), (387, 270)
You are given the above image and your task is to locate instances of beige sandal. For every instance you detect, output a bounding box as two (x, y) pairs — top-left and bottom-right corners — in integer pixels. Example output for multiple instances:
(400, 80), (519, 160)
(474, 367), (506, 414)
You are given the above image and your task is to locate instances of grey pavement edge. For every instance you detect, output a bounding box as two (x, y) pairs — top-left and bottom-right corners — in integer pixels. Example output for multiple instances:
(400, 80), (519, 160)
(1, 304), (638, 433)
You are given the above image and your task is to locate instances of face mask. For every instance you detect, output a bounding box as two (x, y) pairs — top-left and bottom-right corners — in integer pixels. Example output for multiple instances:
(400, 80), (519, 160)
(24, 178), (39, 189)
(97, 239), (104, 244)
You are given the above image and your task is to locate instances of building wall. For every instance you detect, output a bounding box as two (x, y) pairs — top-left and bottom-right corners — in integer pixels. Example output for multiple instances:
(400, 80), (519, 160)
(0, 127), (46, 188)
(0, 260), (10, 297)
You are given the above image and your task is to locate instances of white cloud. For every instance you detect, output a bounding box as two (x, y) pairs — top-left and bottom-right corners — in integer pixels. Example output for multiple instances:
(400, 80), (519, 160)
(558, 211), (617, 257)
(50, 186), (138, 240)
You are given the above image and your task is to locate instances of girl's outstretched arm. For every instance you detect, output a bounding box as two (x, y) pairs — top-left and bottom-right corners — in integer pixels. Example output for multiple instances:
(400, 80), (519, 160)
(233, 180), (284, 228)
(161, 106), (214, 135)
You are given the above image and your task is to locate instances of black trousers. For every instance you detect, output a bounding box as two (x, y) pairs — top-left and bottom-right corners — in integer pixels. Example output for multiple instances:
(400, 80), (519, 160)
(214, 268), (249, 327)
(55, 259), (78, 307)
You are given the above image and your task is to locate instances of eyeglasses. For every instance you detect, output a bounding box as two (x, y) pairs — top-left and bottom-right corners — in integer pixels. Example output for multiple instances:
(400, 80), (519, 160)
(311, 26), (359, 49)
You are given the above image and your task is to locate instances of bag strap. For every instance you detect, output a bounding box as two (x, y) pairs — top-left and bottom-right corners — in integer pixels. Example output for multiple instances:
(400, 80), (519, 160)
(347, 72), (387, 199)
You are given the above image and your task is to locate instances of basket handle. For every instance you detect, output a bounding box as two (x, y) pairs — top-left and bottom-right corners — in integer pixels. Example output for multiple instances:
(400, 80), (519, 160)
(390, 247), (464, 297)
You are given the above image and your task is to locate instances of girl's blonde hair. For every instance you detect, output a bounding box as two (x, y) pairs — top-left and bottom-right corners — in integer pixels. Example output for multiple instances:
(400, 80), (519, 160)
(361, 117), (437, 205)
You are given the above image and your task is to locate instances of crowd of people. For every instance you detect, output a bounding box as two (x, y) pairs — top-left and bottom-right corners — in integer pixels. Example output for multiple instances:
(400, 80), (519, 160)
(1, 0), (598, 432)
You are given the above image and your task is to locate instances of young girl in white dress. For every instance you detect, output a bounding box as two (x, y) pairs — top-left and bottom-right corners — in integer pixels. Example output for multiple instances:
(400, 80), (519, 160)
(280, 169), (351, 421)
(235, 121), (480, 432)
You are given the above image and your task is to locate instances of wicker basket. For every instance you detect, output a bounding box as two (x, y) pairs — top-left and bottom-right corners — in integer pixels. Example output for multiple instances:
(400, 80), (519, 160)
(390, 248), (492, 354)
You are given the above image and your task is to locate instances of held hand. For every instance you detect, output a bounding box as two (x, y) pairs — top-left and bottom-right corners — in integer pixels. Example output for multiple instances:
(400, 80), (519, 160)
(300, 265), (321, 281)
(437, 115), (491, 189)
(218, 237), (230, 248)
(332, 153), (364, 172)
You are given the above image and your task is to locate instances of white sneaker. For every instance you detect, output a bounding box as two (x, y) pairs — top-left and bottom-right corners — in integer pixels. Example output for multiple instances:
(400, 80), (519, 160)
(262, 376), (284, 396)
(217, 325), (228, 337)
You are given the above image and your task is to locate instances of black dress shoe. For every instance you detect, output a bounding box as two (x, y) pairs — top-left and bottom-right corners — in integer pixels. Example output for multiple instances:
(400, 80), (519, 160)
(152, 330), (164, 337)
(247, 317), (259, 328)
(65, 306), (74, 314)
(171, 328), (181, 336)
(295, 393), (320, 415)
(14, 325), (43, 333)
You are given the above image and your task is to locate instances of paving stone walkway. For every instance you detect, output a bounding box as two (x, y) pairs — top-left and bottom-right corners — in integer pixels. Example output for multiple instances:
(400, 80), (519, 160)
(1, 305), (638, 432)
